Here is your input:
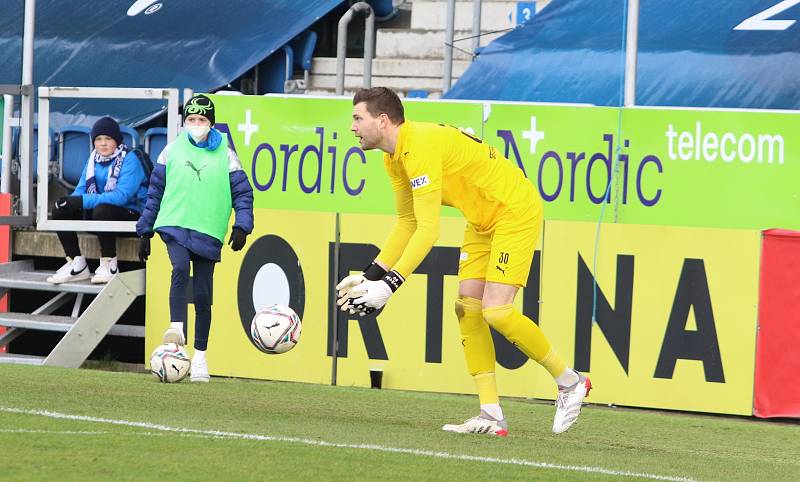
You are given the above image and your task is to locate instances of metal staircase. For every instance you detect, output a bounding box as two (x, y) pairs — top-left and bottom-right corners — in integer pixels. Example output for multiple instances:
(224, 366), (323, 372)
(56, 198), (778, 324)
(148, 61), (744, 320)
(0, 259), (145, 367)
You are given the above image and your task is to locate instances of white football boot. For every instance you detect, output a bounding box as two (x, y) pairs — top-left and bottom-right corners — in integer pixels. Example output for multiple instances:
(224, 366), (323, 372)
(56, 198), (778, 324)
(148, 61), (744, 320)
(442, 410), (509, 437)
(552, 370), (592, 434)
(46, 256), (91, 284)
(91, 257), (118, 284)
(190, 357), (210, 383)
(162, 327), (186, 345)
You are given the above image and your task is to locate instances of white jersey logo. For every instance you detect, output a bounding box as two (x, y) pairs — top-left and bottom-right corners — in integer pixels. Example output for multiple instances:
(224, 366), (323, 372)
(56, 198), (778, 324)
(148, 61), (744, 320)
(410, 175), (430, 190)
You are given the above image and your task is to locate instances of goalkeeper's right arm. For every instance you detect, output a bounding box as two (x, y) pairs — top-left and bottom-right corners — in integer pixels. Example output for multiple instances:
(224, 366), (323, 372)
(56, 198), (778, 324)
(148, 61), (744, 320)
(374, 172), (417, 269)
(336, 164), (415, 310)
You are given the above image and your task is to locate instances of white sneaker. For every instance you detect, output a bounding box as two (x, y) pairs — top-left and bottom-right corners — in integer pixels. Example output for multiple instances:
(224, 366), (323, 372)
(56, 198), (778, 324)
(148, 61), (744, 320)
(162, 327), (186, 345)
(91, 257), (118, 284)
(46, 256), (91, 284)
(190, 357), (210, 383)
(552, 370), (592, 434)
(442, 410), (509, 437)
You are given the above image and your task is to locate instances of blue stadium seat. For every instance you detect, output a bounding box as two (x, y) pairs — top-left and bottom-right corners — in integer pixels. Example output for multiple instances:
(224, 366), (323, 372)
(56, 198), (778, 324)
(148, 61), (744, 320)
(290, 30), (318, 89)
(58, 125), (92, 189)
(407, 90), (429, 98)
(36, 126), (57, 184)
(257, 45), (294, 94)
(13, 126), (56, 184)
(119, 126), (140, 149)
(368, 0), (397, 21)
(143, 127), (168, 161)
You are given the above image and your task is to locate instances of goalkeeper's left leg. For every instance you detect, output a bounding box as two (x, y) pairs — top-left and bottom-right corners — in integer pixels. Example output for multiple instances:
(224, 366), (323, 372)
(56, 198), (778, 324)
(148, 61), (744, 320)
(455, 296), (499, 406)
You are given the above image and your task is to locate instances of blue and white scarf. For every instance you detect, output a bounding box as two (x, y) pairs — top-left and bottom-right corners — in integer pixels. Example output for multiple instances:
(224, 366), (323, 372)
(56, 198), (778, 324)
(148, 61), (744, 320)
(85, 144), (127, 194)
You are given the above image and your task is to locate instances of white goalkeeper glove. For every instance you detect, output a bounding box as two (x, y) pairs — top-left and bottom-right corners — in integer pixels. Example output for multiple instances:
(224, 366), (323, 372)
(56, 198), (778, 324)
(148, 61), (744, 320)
(348, 270), (405, 316)
(336, 273), (365, 311)
(336, 262), (387, 312)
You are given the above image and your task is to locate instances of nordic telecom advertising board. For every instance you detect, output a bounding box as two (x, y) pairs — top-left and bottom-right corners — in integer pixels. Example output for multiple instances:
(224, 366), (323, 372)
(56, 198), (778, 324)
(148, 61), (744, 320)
(145, 95), (798, 416)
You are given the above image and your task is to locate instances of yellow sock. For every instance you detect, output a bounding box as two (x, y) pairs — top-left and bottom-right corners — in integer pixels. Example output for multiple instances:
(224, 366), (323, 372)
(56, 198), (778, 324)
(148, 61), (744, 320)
(482, 304), (567, 378)
(455, 297), (499, 405)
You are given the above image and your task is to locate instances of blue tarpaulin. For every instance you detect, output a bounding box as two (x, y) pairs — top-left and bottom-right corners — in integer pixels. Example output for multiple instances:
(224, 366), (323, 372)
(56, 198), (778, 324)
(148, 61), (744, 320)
(0, 0), (343, 126)
(445, 0), (800, 110)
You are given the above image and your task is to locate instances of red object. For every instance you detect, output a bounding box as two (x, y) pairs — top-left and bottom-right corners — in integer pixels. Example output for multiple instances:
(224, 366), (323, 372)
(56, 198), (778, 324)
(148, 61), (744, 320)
(0, 193), (9, 353)
(754, 229), (800, 418)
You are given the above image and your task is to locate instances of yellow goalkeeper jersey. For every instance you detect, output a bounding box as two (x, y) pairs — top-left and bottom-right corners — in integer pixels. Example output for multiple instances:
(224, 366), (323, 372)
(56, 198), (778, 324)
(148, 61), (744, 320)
(377, 121), (541, 278)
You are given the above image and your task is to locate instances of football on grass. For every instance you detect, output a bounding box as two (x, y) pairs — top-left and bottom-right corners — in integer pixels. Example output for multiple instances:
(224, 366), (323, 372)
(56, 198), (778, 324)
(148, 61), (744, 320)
(150, 343), (191, 383)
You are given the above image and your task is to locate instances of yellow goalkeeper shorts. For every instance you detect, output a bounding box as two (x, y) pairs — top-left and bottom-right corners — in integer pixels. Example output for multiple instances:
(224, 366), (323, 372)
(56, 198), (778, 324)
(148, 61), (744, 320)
(457, 203), (542, 287)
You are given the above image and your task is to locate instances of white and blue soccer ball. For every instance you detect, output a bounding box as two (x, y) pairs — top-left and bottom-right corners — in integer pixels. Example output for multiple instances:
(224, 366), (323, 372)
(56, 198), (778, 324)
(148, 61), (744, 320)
(150, 343), (191, 383)
(251, 304), (302, 354)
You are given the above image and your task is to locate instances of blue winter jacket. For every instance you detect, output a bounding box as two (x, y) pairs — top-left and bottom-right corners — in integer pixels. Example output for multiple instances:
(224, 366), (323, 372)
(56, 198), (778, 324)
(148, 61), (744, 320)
(135, 129), (254, 261)
(72, 150), (148, 212)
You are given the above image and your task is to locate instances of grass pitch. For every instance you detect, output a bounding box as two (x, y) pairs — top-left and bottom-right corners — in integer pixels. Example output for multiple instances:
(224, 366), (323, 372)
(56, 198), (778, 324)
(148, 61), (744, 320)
(0, 364), (797, 481)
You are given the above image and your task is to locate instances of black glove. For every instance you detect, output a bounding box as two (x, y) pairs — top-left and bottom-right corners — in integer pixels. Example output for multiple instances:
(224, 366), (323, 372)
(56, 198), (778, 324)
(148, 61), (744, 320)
(228, 227), (247, 251)
(138, 234), (152, 262)
(55, 196), (83, 214)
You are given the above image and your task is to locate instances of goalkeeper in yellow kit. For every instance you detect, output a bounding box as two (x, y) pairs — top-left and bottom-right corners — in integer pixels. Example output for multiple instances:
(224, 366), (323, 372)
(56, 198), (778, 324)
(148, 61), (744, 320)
(337, 87), (591, 435)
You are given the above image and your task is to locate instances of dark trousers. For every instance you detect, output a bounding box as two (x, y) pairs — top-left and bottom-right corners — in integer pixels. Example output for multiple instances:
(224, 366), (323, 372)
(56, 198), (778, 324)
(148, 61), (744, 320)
(165, 241), (216, 351)
(53, 203), (140, 258)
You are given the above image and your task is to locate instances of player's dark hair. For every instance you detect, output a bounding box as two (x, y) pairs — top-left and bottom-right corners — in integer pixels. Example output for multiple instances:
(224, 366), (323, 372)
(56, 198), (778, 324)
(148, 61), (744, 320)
(353, 87), (405, 124)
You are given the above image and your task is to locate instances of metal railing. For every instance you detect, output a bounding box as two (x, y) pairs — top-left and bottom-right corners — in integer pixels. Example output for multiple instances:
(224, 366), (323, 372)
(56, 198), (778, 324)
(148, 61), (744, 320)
(0, 0), (36, 225)
(336, 2), (375, 95)
(35, 86), (181, 232)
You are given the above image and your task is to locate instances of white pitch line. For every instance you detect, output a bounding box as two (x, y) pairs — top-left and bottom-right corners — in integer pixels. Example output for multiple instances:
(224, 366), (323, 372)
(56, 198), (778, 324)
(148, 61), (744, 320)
(0, 428), (110, 436)
(0, 428), (222, 440)
(0, 406), (696, 482)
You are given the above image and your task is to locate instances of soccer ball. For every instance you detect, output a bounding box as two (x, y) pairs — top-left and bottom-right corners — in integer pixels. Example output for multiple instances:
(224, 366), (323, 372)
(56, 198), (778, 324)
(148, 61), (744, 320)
(150, 343), (191, 383)
(250, 304), (302, 354)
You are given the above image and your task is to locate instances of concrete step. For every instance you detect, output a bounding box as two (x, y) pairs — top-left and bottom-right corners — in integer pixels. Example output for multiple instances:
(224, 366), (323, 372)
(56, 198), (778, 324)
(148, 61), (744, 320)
(0, 353), (45, 365)
(305, 89), (443, 99)
(308, 73), (455, 94)
(0, 312), (144, 337)
(312, 57), (472, 78)
(410, 0), (531, 31)
(376, 28), (506, 59)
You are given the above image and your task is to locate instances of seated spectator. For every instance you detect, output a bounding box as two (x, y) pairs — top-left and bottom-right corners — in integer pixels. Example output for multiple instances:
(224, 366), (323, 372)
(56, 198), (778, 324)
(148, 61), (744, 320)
(47, 116), (148, 284)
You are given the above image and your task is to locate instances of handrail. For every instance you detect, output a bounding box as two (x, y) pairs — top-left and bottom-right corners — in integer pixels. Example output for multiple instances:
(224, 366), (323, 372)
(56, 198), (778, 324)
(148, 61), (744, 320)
(442, 0), (456, 93)
(336, 2), (375, 96)
(471, 0), (482, 55)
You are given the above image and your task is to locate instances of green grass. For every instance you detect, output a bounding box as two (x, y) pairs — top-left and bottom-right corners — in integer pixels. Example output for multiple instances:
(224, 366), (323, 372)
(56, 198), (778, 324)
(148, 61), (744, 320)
(0, 364), (797, 481)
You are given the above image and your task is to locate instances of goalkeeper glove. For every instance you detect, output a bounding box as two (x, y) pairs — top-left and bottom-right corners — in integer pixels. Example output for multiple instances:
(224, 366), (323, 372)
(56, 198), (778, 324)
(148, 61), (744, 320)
(336, 262), (386, 311)
(348, 270), (405, 316)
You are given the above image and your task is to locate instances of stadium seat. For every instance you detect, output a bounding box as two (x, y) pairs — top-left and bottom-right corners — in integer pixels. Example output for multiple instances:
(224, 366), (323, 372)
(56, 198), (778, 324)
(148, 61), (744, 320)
(37, 126), (57, 184)
(366, 0), (398, 21)
(257, 45), (294, 94)
(11, 126), (55, 184)
(407, 90), (429, 98)
(57, 125), (92, 189)
(289, 30), (318, 90)
(119, 126), (140, 149)
(143, 127), (168, 161)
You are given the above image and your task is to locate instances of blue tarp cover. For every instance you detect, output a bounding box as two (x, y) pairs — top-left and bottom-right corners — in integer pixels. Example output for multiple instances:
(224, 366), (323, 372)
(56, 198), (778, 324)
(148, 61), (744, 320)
(0, 0), (342, 125)
(446, 0), (800, 110)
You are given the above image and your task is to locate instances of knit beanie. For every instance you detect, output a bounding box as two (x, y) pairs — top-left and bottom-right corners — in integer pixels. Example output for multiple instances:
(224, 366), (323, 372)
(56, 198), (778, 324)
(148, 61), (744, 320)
(91, 116), (123, 145)
(183, 94), (215, 125)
